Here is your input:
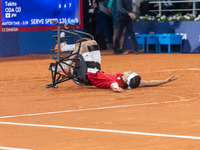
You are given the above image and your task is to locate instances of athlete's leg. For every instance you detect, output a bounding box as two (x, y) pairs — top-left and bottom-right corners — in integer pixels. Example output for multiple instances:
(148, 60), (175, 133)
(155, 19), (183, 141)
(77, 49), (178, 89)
(55, 39), (99, 75)
(58, 40), (97, 70)
(69, 40), (97, 58)
(61, 32), (97, 52)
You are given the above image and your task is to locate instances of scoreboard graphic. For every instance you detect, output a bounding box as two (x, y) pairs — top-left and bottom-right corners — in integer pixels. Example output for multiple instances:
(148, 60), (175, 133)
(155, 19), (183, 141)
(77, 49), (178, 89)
(0, 0), (83, 32)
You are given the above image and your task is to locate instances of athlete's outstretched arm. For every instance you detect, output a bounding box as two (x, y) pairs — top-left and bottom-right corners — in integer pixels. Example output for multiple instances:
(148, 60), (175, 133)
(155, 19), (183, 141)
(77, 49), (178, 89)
(139, 76), (178, 87)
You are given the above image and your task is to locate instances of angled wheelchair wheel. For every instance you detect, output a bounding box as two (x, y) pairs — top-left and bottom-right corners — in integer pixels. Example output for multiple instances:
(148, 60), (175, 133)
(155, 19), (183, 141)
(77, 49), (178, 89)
(71, 54), (88, 86)
(76, 37), (92, 43)
(72, 78), (85, 86)
(71, 68), (85, 86)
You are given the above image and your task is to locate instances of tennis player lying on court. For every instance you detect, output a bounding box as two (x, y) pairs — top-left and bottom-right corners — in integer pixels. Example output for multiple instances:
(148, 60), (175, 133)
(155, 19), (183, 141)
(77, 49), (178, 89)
(56, 33), (178, 93)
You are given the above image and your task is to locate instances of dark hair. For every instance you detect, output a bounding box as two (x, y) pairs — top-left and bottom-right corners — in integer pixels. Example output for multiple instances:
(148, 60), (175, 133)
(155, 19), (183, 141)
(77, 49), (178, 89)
(129, 75), (141, 89)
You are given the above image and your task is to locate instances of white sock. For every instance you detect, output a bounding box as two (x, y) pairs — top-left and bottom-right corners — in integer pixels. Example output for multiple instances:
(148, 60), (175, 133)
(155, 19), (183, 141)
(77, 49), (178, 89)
(60, 32), (66, 47)
(62, 44), (75, 51)
(60, 32), (65, 38)
(60, 32), (75, 51)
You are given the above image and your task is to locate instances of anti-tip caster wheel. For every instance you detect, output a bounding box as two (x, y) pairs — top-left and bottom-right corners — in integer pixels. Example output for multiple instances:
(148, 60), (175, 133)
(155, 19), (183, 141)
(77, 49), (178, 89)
(45, 84), (58, 88)
(45, 84), (51, 88)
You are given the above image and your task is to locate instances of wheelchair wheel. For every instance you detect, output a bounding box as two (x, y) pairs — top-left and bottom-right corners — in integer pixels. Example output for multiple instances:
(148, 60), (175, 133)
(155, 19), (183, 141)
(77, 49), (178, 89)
(76, 37), (92, 43)
(72, 78), (85, 86)
(71, 68), (85, 86)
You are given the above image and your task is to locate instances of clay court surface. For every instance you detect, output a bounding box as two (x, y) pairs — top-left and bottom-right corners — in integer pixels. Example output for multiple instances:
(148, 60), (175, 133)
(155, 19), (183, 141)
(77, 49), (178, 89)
(0, 51), (200, 150)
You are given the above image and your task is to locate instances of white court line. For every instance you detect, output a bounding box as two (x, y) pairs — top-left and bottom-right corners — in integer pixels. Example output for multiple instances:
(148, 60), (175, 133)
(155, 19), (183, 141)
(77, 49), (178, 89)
(0, 98), (197, 119)
(0, 121), (200, 140)
(0, 146), (31, 150)
(138, 68), (200, 73)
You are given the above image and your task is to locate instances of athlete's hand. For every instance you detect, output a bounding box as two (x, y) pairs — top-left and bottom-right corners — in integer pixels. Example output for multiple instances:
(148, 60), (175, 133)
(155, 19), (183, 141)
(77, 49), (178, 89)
(110, 83), (123, 93)
(165, 76), (178, 82)
(112, 87), (123, 93)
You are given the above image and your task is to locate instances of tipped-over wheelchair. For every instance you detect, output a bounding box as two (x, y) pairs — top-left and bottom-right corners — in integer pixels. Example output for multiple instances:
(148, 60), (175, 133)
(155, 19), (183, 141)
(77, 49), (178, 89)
(45, 20), (100, 88)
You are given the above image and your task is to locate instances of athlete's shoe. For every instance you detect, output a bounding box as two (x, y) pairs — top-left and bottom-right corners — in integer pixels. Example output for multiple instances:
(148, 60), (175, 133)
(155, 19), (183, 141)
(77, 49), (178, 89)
(119, 48), (128, 54)
(52, 64), (70, 75)
(54, 43), (76, 53)
(58, 68), (70, 76)
(114, 49), (128, 55)
(134, 49), (145, 55)
(61, 43), (75, 52)
(114, 51), (122, 55)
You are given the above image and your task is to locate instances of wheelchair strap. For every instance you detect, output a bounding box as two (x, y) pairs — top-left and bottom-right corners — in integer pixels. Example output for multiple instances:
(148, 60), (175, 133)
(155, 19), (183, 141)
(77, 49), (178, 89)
(88, 45), (100, 52)
(86, 61), (101, 70)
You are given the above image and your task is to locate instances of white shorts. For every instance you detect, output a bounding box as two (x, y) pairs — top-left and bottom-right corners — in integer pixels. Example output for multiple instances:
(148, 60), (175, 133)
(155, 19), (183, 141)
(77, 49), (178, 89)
(82, 50), (101, 73)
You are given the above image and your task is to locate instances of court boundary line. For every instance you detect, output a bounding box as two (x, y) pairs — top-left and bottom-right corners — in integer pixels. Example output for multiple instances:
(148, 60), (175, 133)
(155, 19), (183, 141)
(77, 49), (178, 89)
(0, 98), (198, 119)
(0, 146), (32, 150)
(0, 121), (200, 140)
(138, 68), (200, 73)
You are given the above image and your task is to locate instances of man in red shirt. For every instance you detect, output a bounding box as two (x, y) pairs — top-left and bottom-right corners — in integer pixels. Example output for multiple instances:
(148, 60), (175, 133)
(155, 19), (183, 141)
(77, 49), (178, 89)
(87, 70), (177, 93)
(57, 37), (178, 93)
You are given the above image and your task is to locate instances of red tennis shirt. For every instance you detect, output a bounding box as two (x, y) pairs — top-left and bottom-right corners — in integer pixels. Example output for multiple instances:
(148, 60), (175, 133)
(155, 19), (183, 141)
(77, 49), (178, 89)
(86, 71), (123, 89)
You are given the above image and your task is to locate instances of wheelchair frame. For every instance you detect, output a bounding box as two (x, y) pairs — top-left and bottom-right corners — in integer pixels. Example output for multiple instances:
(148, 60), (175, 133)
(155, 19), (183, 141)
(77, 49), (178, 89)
(45, 20), (94, 88)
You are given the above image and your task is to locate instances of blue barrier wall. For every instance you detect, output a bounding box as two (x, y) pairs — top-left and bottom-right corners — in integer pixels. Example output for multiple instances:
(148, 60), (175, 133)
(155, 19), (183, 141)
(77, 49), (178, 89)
(0, 21), (200, 57)
(0, 30), (80, 57)
(19, 31), (56, 56)
(123, 21), (200, 53)
(0, 32), (20, 57)
(0, 31), (55, 57)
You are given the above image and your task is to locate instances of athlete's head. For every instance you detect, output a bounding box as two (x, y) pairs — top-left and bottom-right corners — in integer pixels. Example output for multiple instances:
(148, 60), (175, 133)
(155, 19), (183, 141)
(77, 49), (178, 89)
(123, 70), (141, 89)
